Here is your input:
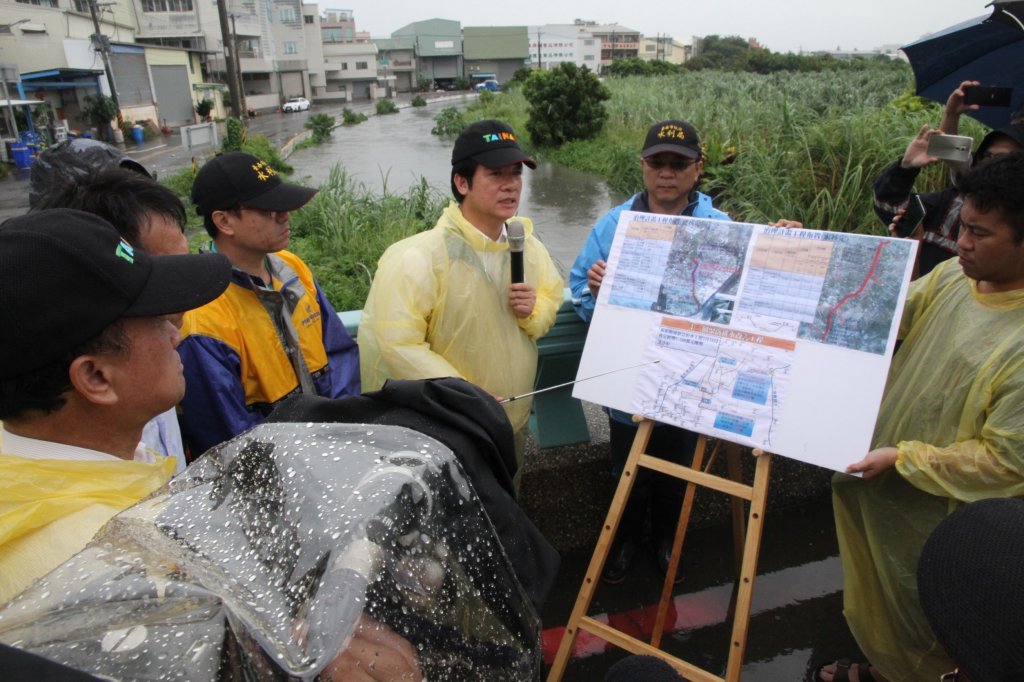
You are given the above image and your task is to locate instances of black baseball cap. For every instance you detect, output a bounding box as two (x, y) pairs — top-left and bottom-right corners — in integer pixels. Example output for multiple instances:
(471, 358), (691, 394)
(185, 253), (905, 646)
(0, 209), (232, 379)
(642, 120), (702, 159)
(451, 119), (536, 169)
(191, 152), (318, 215)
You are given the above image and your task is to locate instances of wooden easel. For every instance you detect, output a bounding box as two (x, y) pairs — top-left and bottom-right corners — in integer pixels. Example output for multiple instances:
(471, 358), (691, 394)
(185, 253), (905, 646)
(546, 419), (773, 682)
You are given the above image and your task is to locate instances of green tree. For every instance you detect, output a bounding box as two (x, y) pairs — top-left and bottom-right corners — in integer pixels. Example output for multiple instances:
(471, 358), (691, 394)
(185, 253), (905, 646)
(81, 94), (119, 142)
(522, 63), (610, 148)
(689, 34), (751, 70)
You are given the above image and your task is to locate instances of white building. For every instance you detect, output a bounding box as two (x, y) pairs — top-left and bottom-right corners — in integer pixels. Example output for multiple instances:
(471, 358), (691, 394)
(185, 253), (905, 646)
(527, 23), (600, 71)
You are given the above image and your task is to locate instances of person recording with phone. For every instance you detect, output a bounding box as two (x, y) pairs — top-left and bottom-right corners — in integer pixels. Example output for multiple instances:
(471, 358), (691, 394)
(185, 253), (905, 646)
(358, 120), (563, 491)
(874, 80), (1024, 278)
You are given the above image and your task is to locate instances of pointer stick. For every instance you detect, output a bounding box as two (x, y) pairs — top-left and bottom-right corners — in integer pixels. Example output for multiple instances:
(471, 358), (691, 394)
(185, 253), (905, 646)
(499, 359), (661, 404)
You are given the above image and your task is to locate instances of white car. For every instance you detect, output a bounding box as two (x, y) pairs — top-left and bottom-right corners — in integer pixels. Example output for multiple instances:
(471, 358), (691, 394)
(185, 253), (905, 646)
(282, 97), (311, 112)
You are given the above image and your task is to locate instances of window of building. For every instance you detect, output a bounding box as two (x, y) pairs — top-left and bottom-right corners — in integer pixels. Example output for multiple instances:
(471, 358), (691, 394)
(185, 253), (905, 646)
(279, 6), (295, 22)
(16, 0), (57, 6)
(584, 54), (595, 60)
(341, 62), (348, 70)
(141, 0), (193, 11)
(355, 61), (367, 69)
(583, 39), (594, 46)
(303, 14), (314, 24)
(283, 41), (297, 54)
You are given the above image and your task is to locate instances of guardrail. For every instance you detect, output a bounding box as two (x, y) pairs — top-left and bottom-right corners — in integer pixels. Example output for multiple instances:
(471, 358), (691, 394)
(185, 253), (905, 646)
(339, 288), (590, 448)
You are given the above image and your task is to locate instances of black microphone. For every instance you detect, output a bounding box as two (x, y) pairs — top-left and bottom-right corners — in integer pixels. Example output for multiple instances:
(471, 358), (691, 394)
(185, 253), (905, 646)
(507, 220), (525, 284)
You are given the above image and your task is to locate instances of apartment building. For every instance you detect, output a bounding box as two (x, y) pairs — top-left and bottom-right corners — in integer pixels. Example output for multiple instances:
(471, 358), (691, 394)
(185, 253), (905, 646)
(638, 35), (692, 65)
(318, 8), (380, 101)
(1, 0), (206, 135)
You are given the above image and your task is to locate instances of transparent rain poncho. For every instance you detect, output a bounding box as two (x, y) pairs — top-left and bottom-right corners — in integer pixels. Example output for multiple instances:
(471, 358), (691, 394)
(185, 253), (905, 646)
(0, 423), (541, 680)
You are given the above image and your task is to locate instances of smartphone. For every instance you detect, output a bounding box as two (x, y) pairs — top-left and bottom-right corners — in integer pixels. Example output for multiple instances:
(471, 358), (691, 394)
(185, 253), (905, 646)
(897, 195), (925, 237)
(927, 134), (974, 164)
(963, 85), (1013, 107)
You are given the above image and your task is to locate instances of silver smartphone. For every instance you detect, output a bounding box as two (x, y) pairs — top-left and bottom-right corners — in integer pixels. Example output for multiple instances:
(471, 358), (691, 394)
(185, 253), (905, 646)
(927, 134), (974, 163)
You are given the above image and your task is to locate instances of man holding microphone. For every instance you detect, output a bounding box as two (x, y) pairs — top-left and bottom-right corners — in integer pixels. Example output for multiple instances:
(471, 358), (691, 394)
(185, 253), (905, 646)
(358, 119), (564, 489)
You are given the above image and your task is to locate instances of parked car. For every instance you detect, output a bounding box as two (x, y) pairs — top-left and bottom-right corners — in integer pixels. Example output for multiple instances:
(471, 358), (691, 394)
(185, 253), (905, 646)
(282, 97), (311, 112)
(474, 80), (500, 92)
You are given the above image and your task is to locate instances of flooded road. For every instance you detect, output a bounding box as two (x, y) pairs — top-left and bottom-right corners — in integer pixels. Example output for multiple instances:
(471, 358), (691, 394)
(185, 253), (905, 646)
(286, 98), (626, 272)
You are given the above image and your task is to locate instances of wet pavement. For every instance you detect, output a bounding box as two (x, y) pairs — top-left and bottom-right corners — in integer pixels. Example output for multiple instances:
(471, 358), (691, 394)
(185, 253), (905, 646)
(522, 403), (866, 681)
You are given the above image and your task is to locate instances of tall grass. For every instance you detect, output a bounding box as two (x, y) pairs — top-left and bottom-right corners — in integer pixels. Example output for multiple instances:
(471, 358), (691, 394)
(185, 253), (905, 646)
(471, 70), (988, 234)
(287, 165), (447, 310)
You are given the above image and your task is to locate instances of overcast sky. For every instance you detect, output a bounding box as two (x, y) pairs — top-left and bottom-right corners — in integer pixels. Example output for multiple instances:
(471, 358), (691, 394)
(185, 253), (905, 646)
(344, 0), (986, 54)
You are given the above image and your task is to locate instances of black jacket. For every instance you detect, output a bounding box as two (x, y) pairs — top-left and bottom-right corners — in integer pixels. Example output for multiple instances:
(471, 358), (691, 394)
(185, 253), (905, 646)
(873, 159), (962, 277)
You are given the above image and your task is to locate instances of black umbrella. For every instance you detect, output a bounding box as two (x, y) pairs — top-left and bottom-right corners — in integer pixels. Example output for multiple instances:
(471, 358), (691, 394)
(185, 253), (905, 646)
(902, 1), (1024, 129)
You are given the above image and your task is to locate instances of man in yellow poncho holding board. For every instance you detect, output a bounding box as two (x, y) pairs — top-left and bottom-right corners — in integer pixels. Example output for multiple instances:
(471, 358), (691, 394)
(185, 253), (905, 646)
(824, 152), (1024, 682)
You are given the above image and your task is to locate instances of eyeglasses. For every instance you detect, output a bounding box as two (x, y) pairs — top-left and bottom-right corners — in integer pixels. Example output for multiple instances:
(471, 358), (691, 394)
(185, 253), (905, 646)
(643, 155), (698, 172)
(940, 669), (960, 681)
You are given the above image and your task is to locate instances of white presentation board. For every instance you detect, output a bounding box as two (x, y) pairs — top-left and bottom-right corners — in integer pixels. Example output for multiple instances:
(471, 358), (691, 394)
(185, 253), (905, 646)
(573, 212), (918, 472)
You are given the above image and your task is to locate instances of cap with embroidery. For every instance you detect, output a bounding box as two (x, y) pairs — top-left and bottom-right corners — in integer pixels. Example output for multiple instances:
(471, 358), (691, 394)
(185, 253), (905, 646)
(0, 209), (231, 379)
(451, 119), (536, 169)
(191, 152), (318, 215)
(642, 120), (702, 159)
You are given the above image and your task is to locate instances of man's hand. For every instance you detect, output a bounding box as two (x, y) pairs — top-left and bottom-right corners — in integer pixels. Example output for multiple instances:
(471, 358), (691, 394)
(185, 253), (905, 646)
(888, 207), (924, 240)
(768, 219), (803, 228)
(845, 447), (899, 480)
(587, 259), (607, 298)
(944, 80), (981, 122)
(509, 282), (536, 319)
(901, 124), (942, 170)
(320, 615), (423, 681)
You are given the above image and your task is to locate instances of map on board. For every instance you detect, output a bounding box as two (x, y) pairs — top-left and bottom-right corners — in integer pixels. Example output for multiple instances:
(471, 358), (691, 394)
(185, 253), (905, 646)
(574, 212), (917, 470)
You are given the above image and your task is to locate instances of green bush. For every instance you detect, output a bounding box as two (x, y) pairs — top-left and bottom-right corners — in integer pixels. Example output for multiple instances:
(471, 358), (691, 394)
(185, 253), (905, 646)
(375, 99), (399, 115)
(222, 117), (245, 152)
(453, 76), (471, 91)
(431, 107), (465, 137)
(195, 98), (214, 118)
(304, 112), (336, 142)
(287, 167), (447, 310)
(411, 95), (427, 107)
(342, 108), (368, 125)
(521, 63), (610, 148)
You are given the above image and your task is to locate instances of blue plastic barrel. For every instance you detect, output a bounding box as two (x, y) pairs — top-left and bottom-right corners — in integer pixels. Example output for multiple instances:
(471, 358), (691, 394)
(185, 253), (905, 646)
(11, 144), (32, 169)
(131, 125), (145, 145)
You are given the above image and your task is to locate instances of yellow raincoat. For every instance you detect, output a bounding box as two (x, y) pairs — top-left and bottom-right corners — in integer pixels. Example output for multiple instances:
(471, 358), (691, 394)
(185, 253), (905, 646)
(0, 453), (174, 603)
(359, 203), (564, 436)
(833, 259), (1024, 681)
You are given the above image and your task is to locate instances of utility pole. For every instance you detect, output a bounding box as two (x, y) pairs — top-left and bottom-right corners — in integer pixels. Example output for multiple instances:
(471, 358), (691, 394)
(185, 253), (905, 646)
(536, 29), (541, 70)
(215, 0), (243, 118)
(86, 0), (123, 142)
